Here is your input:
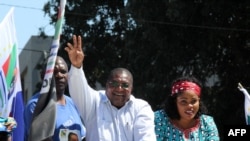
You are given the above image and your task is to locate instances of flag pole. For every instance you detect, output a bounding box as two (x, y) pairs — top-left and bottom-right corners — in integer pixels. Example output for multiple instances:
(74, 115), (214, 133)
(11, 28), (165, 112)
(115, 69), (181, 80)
(40, 0), (67, 94)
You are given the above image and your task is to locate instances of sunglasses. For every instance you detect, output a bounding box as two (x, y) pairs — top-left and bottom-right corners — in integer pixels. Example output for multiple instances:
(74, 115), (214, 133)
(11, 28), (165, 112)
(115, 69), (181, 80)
(108, 81), (130, 89)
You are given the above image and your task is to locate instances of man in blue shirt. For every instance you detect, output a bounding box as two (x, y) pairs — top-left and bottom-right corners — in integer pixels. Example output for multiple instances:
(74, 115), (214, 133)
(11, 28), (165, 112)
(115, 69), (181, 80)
(24, 56), (86, 141)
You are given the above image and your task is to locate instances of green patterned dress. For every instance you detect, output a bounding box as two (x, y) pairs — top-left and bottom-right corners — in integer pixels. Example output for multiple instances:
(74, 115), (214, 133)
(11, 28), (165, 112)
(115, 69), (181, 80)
(154, 110), (220, 141)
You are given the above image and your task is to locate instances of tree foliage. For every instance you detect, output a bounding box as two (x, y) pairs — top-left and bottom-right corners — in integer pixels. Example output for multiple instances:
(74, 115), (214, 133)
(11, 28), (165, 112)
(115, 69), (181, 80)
(43, 0), (250, 139)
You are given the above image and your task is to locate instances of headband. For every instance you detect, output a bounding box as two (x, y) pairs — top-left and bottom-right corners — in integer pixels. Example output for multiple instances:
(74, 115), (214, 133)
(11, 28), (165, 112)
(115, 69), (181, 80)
(171, 81), (201, 96)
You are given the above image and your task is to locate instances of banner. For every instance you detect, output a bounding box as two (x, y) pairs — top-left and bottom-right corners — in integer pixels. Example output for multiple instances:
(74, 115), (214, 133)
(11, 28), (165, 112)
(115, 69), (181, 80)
(238, 83), (250, 125)
(0, 8), (25, 141)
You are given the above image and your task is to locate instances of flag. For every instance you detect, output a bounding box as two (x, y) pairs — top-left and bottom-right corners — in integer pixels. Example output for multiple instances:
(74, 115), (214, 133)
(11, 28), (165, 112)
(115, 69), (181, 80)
(0, 8), (25, 141)
(28, 77), (56, 141)
(28, 0), (67, 140)
(238, 83), (250, 125)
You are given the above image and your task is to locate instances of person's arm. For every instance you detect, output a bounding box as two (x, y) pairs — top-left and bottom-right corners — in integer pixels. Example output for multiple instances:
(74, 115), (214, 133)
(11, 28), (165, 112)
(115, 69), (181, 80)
(134, 101), (157, 141)
(66, 35), (98, 122)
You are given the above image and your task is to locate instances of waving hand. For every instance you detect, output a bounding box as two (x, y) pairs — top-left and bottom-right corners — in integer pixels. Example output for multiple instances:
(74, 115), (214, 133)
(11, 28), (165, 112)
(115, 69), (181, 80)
(65, 35), (84, 68)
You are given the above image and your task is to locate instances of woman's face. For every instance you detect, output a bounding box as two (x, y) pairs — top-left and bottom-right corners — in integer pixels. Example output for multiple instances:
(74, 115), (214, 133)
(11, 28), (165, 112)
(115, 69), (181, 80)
(176, 90), (200, 121)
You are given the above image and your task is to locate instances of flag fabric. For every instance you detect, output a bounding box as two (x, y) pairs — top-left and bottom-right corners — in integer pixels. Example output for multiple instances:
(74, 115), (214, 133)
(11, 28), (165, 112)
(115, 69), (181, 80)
(0, 7), (25, 141)
(28, 77), (56, 141)
(238, 83), (250, 125)
(28, 0), (67, 140)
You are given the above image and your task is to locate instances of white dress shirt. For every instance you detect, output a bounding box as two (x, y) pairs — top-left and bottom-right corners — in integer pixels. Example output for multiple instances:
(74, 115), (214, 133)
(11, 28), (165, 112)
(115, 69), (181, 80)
(68, 65), (156, 141)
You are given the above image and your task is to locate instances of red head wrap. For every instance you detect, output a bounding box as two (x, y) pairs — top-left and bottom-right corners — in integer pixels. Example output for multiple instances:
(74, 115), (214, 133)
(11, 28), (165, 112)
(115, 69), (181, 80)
(171, 81), (201, 96)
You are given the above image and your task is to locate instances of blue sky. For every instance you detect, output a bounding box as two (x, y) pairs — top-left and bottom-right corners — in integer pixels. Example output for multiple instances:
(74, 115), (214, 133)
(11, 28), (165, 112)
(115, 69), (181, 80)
(0, 0), (54, 53)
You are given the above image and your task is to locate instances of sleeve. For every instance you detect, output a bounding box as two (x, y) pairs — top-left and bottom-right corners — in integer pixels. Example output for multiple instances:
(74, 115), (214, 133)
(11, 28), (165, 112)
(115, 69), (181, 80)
(202, 115), (220, 141)
(154, 110), (166, 141)
(68, 65), (99, 123)
(134, 101), (157, 141)
(23, 100), (37, 141)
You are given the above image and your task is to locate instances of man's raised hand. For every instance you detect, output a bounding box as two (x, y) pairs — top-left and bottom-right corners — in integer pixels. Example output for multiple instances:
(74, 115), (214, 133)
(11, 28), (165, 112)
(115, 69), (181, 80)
(65, 35), (84, 68)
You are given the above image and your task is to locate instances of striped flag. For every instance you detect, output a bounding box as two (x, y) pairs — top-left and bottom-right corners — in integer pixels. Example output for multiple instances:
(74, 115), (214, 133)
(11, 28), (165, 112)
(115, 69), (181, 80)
(28, 0), (67, 140)
(0, 7), (25, 141)
(238, 83), (250, 125)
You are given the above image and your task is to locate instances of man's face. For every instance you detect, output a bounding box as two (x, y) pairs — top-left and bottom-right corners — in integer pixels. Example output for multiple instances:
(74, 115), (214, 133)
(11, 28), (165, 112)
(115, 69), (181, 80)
(106, 71), (133, 109)
(54, 57), (68, 93)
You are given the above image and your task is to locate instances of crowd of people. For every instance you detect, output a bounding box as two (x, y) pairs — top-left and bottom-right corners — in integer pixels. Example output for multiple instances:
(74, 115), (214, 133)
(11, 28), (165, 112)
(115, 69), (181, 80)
(4, 35), (220, 141)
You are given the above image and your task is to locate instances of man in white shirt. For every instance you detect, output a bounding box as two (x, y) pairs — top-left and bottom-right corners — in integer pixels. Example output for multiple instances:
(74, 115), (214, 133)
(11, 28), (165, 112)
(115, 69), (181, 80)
(65, 35), (156, 141)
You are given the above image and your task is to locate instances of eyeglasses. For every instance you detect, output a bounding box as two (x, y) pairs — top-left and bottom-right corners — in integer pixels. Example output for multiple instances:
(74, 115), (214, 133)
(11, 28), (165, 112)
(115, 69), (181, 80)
(108, 81), (130, 89)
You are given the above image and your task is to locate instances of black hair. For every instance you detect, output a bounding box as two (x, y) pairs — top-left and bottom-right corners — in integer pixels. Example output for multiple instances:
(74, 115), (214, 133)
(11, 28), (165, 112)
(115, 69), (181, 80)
(107, 68), (133, 84)
(164, 76), (208, 120)
(68, 132), (78, 140)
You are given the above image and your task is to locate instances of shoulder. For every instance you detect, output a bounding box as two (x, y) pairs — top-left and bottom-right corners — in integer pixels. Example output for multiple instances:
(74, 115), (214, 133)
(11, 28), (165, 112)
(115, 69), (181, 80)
(155, 109), (165, 116)
(26, 93), (40, 106)
(200, 114), (215, 121)
(154, 110), (167, 121)
(64, 95), (72, 100)
(127, 96), (155, 118)
(199, 114), (219, 139)
(130, 95), (149, 106)
(64, 95), (76, 105)
(200, 114), (217, 126)
(129, 96), (153, 111)
(24, 93), (40, 114)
